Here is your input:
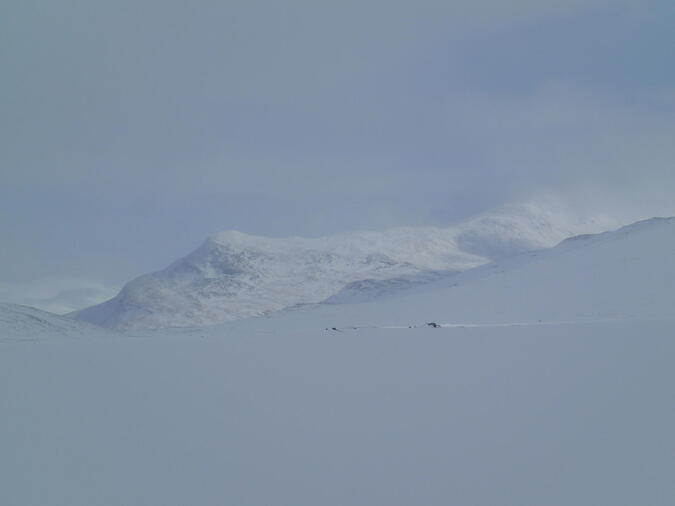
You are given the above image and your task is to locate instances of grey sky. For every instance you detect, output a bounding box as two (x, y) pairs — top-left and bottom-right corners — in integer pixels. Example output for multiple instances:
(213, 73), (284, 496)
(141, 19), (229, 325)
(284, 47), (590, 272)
(2, 0), (675, 295)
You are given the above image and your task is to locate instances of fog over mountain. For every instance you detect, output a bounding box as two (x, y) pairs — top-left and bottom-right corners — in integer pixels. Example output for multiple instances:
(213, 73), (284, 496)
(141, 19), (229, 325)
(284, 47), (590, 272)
(3, 215), (674, 505)
(3, 1), (675, 504)
(2, 0), (675, 303)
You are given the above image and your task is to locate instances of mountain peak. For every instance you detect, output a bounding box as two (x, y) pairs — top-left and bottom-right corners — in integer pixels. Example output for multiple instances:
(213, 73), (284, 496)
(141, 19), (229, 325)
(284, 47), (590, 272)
(72, 204), (617, 330)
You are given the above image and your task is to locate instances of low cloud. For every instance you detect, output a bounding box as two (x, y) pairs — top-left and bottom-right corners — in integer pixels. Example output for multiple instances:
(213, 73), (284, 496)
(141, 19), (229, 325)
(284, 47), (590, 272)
(1, 0), (673, 285)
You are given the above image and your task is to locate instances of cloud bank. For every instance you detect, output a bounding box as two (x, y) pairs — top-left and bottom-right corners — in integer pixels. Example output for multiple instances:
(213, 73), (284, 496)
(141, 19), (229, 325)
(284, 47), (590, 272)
(2, 0), (674, 291)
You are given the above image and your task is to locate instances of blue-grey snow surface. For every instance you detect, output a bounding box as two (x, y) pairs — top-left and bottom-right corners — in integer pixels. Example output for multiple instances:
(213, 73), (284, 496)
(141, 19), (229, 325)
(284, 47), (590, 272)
(1, 217), (674, 506)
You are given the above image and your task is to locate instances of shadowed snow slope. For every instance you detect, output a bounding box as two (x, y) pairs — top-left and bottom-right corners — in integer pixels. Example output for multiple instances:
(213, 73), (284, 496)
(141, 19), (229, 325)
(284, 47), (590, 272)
(0, 303), (113, 340)
(72, 203), (616, 329)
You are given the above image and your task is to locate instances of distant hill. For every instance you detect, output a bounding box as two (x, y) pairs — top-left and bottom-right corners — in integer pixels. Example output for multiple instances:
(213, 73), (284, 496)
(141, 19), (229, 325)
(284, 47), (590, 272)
(0, 302), (112, 339)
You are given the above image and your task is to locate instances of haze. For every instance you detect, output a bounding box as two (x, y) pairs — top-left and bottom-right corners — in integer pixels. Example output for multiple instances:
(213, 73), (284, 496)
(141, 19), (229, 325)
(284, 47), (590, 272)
(2, 0), (675, 310)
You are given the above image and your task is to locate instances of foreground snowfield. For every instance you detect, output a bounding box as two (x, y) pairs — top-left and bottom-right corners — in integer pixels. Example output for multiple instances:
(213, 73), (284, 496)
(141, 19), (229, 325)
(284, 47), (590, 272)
(2, 322), (674, 506)
(1, 217), (674, 505)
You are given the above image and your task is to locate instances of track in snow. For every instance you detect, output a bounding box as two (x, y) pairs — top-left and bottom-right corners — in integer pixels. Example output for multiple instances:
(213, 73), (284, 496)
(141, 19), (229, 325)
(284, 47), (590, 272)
(326, 317), (633, 332)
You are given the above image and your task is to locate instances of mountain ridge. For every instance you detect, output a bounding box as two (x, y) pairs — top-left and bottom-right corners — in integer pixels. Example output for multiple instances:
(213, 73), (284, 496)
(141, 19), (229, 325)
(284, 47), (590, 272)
(213, 215), (675, 336)
(0, 302), (114, 339)
(72, 202), (617, 330)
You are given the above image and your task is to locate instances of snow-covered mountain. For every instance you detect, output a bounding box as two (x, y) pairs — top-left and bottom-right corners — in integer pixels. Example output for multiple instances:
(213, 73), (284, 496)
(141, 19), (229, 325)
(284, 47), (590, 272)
(72, 202), (616, 329)
(4, 216), (675, 506)
(0, 302), (113, 340)
(245, 216), (675, 332)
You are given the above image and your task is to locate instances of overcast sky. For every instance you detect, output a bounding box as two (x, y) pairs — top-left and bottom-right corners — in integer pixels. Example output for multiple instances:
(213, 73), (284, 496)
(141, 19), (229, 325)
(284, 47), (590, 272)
(2, 0), (675, 308)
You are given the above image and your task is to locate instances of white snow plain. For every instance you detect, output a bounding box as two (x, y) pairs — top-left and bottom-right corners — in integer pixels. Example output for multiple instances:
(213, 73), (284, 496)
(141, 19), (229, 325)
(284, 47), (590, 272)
(1, 217), (674, 506)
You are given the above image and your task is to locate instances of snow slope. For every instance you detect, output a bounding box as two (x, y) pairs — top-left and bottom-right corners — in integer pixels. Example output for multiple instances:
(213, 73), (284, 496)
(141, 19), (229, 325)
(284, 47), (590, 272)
(0, 302), (114, 340)
(231, 216), (675, 332)
(1, 217), (674, 506)
(72, 202), (616, 329)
